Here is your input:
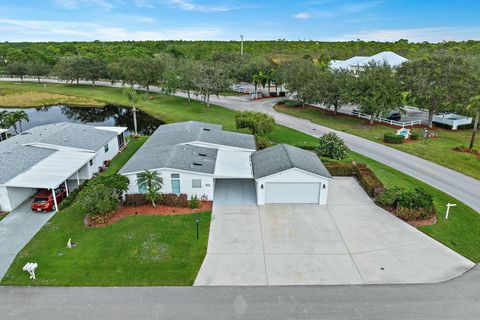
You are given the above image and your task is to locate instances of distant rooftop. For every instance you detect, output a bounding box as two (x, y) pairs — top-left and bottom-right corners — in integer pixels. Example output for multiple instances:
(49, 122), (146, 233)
(330, 51), (408, 70)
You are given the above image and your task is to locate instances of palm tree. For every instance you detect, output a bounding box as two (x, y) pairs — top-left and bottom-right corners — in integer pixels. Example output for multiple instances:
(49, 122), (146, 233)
(252, 71), (268, 99)
(137, 170), (163, 207)
(467, 95), (480, 150)
(123, 87), (146, 135)
(12, 110), (29, 133)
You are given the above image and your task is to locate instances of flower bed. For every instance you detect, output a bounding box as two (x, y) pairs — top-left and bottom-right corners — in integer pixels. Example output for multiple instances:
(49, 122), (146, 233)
(85, 201), (213, 227)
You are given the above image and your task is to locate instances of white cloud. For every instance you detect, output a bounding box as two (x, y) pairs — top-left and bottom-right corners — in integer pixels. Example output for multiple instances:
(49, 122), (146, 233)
(53, 0), (115, 11)
(338, 26), (480, 42)
(166, 0), (232, 12)
(294, 12), (311, 20)
(0, 18), (224, 41)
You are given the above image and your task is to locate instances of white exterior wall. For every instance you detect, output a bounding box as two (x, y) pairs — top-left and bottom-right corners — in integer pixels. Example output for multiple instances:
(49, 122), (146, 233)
(86, 136), (121, 178)
(124, 169), (215, 201)
(0, 186), (37, 211)
(255, 168), (330, 205)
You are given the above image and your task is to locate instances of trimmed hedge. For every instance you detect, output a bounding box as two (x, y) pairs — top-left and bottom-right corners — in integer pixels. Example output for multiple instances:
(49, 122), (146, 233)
(124, 193), (189, 207)
(384, 132), (404, 144)
(324, 162), (384, 197)
(284, 100), (303, 108)
(324, 163), (358, 176)
(410, 132), (419, 140)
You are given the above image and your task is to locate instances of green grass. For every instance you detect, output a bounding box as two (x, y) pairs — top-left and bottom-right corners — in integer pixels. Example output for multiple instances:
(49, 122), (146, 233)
(275, 105), (480, 180)
(1, 138), (211, 286)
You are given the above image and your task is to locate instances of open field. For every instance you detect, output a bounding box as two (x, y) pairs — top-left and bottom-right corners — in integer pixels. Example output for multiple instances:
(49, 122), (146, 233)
(0, 88), (105, 107)
(275, 104), (480, 180)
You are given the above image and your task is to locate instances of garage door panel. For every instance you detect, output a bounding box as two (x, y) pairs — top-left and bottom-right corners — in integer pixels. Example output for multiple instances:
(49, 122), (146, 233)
(265, 183), (320, 204)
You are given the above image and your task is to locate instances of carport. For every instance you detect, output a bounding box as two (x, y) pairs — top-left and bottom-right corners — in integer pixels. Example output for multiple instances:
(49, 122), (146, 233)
(3, 151), (95, 212)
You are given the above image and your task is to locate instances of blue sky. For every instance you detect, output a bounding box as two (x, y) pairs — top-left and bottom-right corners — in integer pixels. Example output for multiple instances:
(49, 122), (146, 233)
(0, 0), (479, 42)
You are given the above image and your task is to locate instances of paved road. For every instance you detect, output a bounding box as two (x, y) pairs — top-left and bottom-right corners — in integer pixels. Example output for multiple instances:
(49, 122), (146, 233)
(195, 178), (474, 286)
(1, 265), (479, 319)
(3, 78), (478, 212)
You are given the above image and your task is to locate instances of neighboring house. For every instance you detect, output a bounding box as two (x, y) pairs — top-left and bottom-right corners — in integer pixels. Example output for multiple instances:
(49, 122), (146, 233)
(433, 113), (473, 130)
(330, 51), (408, 73)
(120, 121), (332, 205)
(0, 122), (127, 212)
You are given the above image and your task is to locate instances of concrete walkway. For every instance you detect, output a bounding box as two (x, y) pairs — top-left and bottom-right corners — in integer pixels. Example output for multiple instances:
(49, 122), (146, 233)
(195, 178), (474, 286)
(0, 200), (55, 280)
(2, 78), (479, 212)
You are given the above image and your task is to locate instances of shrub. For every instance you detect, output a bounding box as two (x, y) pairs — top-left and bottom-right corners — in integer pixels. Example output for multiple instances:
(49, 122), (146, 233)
(78, 183), (120, 217)
(255, 135), (273, 150)
(269, 92), (278, 97)
(279, 91), (286, 97)
(356, 164), (384, 197)
(457, 123), (474, 130)
(235, 111), (275, 136)
(410, 132), (419, 140)
(188, 195), (200, 209)
(377, 187), (404, 206)
(384, 132), (404, 144)
(177, 194), (188, 207)
(124, 193), (148, 206)
(318, 132), (349, 160)
(284, 100), (303, 108)
(324, 163), (358, 176)
(91, 173), (130, 195)
(58, 181), (87, 210)
(162, 194), (178, 207)
(396, 188), (435, 220)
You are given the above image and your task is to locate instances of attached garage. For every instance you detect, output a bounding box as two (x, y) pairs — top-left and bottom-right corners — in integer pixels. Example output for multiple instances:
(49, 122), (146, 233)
(252, 144), (332, 205)
(265, 182), (320, 204)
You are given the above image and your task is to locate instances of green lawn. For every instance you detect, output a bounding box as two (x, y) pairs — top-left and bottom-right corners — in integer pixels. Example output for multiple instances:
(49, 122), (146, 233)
(275, 105), (480, 180)
(1, 138), (211, 286)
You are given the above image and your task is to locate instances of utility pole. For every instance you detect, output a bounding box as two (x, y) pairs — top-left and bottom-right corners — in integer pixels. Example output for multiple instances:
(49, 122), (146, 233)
(240, 35), (244, 56)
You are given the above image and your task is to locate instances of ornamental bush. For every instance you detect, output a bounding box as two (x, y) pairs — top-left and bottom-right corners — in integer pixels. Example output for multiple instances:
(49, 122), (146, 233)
(78, 183), (120, 217)
(235, 111), (275, 136)
(318, 132), (349, 160)
(188, 195), (200, 209)
(124, 193), (148, 206)
(356, 164), (384, 197)
(396, 188), (435, 220)
(384, 133), (404, 144)
(376, 187), (404, 206)
(410, 132), (419, 140)
(324, 163), (358, 176)
(284, 100), (303, 107)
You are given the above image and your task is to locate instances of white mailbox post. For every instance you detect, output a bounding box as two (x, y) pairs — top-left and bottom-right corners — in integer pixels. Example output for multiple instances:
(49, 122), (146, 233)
(22, 262), (38, 280)
(445, 203), (457, 220)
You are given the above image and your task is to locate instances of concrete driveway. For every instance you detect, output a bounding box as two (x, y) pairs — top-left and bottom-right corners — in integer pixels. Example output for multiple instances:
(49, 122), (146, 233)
(0, 199), (55, 279)
(214, 179), (257, 205)
(195, 177), (474, 286)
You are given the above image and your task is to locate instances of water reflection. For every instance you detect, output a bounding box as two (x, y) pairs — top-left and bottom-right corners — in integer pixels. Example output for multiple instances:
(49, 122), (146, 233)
(0, 105), (163, 135)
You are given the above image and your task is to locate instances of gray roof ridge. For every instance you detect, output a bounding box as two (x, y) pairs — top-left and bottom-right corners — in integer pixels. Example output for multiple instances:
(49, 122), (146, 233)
(281, 144), (295, 169)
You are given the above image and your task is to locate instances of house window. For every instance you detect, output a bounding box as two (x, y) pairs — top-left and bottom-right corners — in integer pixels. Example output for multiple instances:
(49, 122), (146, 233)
(192, 179), (201, 188)
(137, 174), (146, 194)
(104, 144), (109, 153)
(89, 159), (93, 166)
(171, 173), (180, 194)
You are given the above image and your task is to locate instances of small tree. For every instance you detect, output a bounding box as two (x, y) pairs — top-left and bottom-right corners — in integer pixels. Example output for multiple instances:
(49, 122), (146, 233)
(317, 69), (354, 114)
(195, 62), (232, 107)
(466, 95), (480, 149)
(235, 111), (275, 136)
(123, 87), (147, 135)
(26, 61), (51, 82)
(7, 62), (27, 82)
(137, 170), (163, 207)
(318, 132), (349, 160)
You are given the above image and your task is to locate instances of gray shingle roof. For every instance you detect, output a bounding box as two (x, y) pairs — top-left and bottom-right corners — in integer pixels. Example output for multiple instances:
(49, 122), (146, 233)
(0, 123), (119, 184)
(119, 144), (218, 175)
(147, 121), (256, 150)
(251, 144), (333, 179)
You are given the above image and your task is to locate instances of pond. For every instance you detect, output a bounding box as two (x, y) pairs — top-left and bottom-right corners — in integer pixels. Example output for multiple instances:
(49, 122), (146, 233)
(0, 105), (163, 135)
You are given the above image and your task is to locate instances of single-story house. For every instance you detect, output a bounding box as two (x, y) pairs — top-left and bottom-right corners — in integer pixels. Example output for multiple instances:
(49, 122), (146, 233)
(0, 122), (127, 212)
(330, 51), (408, 73)
(119, 121), (332, 205)
(433, 113), (473, 130)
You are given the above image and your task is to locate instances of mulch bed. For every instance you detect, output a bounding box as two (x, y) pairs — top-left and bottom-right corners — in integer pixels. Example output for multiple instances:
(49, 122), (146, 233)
(452, 147), (480, 157)
(85, 201), (213, 227)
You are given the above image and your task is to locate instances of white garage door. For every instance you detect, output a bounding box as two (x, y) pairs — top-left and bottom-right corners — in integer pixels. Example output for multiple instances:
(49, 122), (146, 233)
(265, 182), (320, 204)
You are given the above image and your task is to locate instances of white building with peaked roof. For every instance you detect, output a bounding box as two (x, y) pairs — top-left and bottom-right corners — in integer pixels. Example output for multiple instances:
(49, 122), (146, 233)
(330, 51), (408, 73)
(0, 123), (127, 212)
